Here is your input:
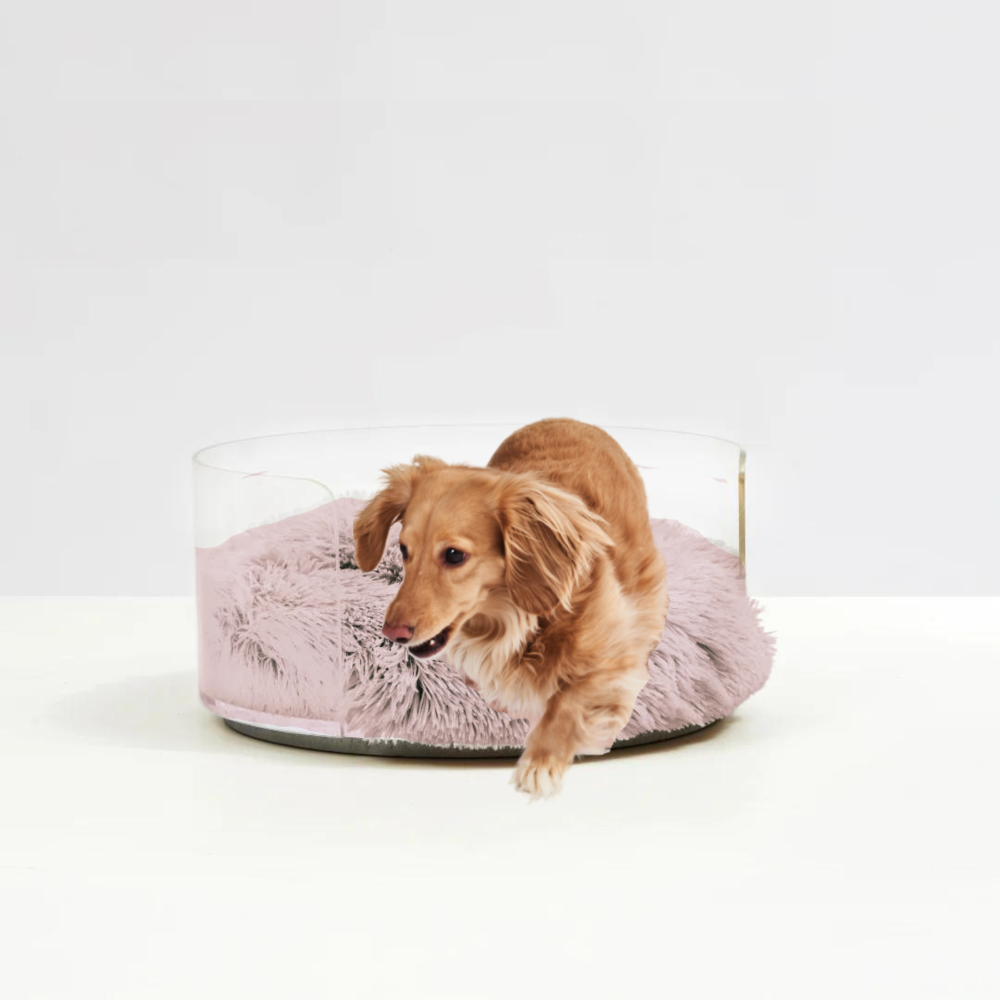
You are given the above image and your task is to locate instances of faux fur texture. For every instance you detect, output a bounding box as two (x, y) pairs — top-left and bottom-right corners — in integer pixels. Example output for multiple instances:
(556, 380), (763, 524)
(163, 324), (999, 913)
(196, 498), (775, 748)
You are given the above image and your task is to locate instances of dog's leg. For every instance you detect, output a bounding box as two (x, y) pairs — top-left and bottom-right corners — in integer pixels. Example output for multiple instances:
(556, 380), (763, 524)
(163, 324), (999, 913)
(510, 688), (580, 800)
(578, 657), (650, 756)
(511, 662), (648, 800)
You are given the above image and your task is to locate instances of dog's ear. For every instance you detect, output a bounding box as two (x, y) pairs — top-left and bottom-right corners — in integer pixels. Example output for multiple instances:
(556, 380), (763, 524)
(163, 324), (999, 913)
(353, 455), (447, 571)
(495, 474), (614, 616)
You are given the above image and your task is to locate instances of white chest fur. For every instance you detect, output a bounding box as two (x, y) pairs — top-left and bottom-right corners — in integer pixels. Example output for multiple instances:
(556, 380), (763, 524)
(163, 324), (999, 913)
(444, 593), (545, 723)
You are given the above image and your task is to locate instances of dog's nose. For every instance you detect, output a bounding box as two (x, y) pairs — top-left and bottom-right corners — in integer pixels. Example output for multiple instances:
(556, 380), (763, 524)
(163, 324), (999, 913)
(382, 622), (415, 644)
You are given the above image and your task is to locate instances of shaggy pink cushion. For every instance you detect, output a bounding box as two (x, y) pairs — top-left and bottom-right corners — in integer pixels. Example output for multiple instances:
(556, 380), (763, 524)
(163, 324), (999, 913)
(196, 498), (775, 750)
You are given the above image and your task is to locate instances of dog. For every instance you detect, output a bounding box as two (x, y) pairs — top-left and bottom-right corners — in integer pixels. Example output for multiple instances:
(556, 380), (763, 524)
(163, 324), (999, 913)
(352, 418), (668, 798)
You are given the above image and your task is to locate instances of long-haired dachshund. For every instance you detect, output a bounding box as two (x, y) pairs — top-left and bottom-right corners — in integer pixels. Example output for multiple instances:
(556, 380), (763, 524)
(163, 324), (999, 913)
(353, 417), (668, 799)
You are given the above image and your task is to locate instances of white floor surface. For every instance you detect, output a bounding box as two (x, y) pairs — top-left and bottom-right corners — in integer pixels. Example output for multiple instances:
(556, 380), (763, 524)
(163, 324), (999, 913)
(1, 597), (997, 999)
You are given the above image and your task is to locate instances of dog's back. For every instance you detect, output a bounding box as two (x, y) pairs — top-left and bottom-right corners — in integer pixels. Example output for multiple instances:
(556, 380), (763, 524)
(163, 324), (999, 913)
(487, 418), (665, 602)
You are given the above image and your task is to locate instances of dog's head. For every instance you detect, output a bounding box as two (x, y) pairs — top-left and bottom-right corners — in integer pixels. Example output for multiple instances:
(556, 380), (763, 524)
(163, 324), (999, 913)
(352, 457), (613, 658)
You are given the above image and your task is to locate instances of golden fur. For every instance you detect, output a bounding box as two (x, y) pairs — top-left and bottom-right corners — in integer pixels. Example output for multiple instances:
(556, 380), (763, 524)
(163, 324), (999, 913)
(353, 418), (669, 799)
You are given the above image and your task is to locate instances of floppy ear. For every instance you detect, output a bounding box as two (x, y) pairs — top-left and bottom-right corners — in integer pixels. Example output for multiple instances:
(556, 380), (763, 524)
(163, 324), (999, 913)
(352, 455), (447, 572)
(495, 474), (614, 616)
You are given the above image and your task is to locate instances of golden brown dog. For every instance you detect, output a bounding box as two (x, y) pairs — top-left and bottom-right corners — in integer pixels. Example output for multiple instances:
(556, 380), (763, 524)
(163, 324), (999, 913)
(352, 418), (668, 798)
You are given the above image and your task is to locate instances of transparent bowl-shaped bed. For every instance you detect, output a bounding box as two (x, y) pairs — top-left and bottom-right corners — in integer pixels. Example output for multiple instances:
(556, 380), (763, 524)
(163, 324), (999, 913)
(194, 425), (748, 757)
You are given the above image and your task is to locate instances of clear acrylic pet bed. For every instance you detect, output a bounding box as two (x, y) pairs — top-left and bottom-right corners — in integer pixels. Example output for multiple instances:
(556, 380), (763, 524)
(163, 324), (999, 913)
(193, 425), (771, 758)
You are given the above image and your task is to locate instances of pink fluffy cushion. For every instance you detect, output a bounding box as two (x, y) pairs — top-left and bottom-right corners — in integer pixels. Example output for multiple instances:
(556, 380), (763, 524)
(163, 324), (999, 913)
(196, 499), (775, 750)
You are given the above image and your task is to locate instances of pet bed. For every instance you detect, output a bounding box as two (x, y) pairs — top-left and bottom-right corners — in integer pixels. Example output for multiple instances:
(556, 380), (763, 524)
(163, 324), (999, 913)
(194, 425), (774, 757)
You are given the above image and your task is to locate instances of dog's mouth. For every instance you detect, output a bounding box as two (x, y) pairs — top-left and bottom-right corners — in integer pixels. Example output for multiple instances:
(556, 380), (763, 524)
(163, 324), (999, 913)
(409, 625), (452, 659)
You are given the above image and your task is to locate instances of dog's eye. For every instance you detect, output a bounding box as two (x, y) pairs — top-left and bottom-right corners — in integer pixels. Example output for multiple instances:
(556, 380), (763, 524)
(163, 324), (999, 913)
(443, 548), (467, 566)
(399, 543), (408, 560)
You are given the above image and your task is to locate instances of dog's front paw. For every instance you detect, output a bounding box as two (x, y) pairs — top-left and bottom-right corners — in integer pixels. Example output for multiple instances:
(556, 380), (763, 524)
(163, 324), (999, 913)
(511, 751), (568, 801)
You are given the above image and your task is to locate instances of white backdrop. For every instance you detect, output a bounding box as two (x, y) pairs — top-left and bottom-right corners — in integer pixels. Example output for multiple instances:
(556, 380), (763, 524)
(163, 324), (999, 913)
(1, 2), (997, 596)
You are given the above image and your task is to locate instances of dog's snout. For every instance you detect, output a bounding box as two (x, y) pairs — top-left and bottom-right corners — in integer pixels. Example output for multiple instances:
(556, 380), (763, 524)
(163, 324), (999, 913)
(382, 621), (415, 643)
